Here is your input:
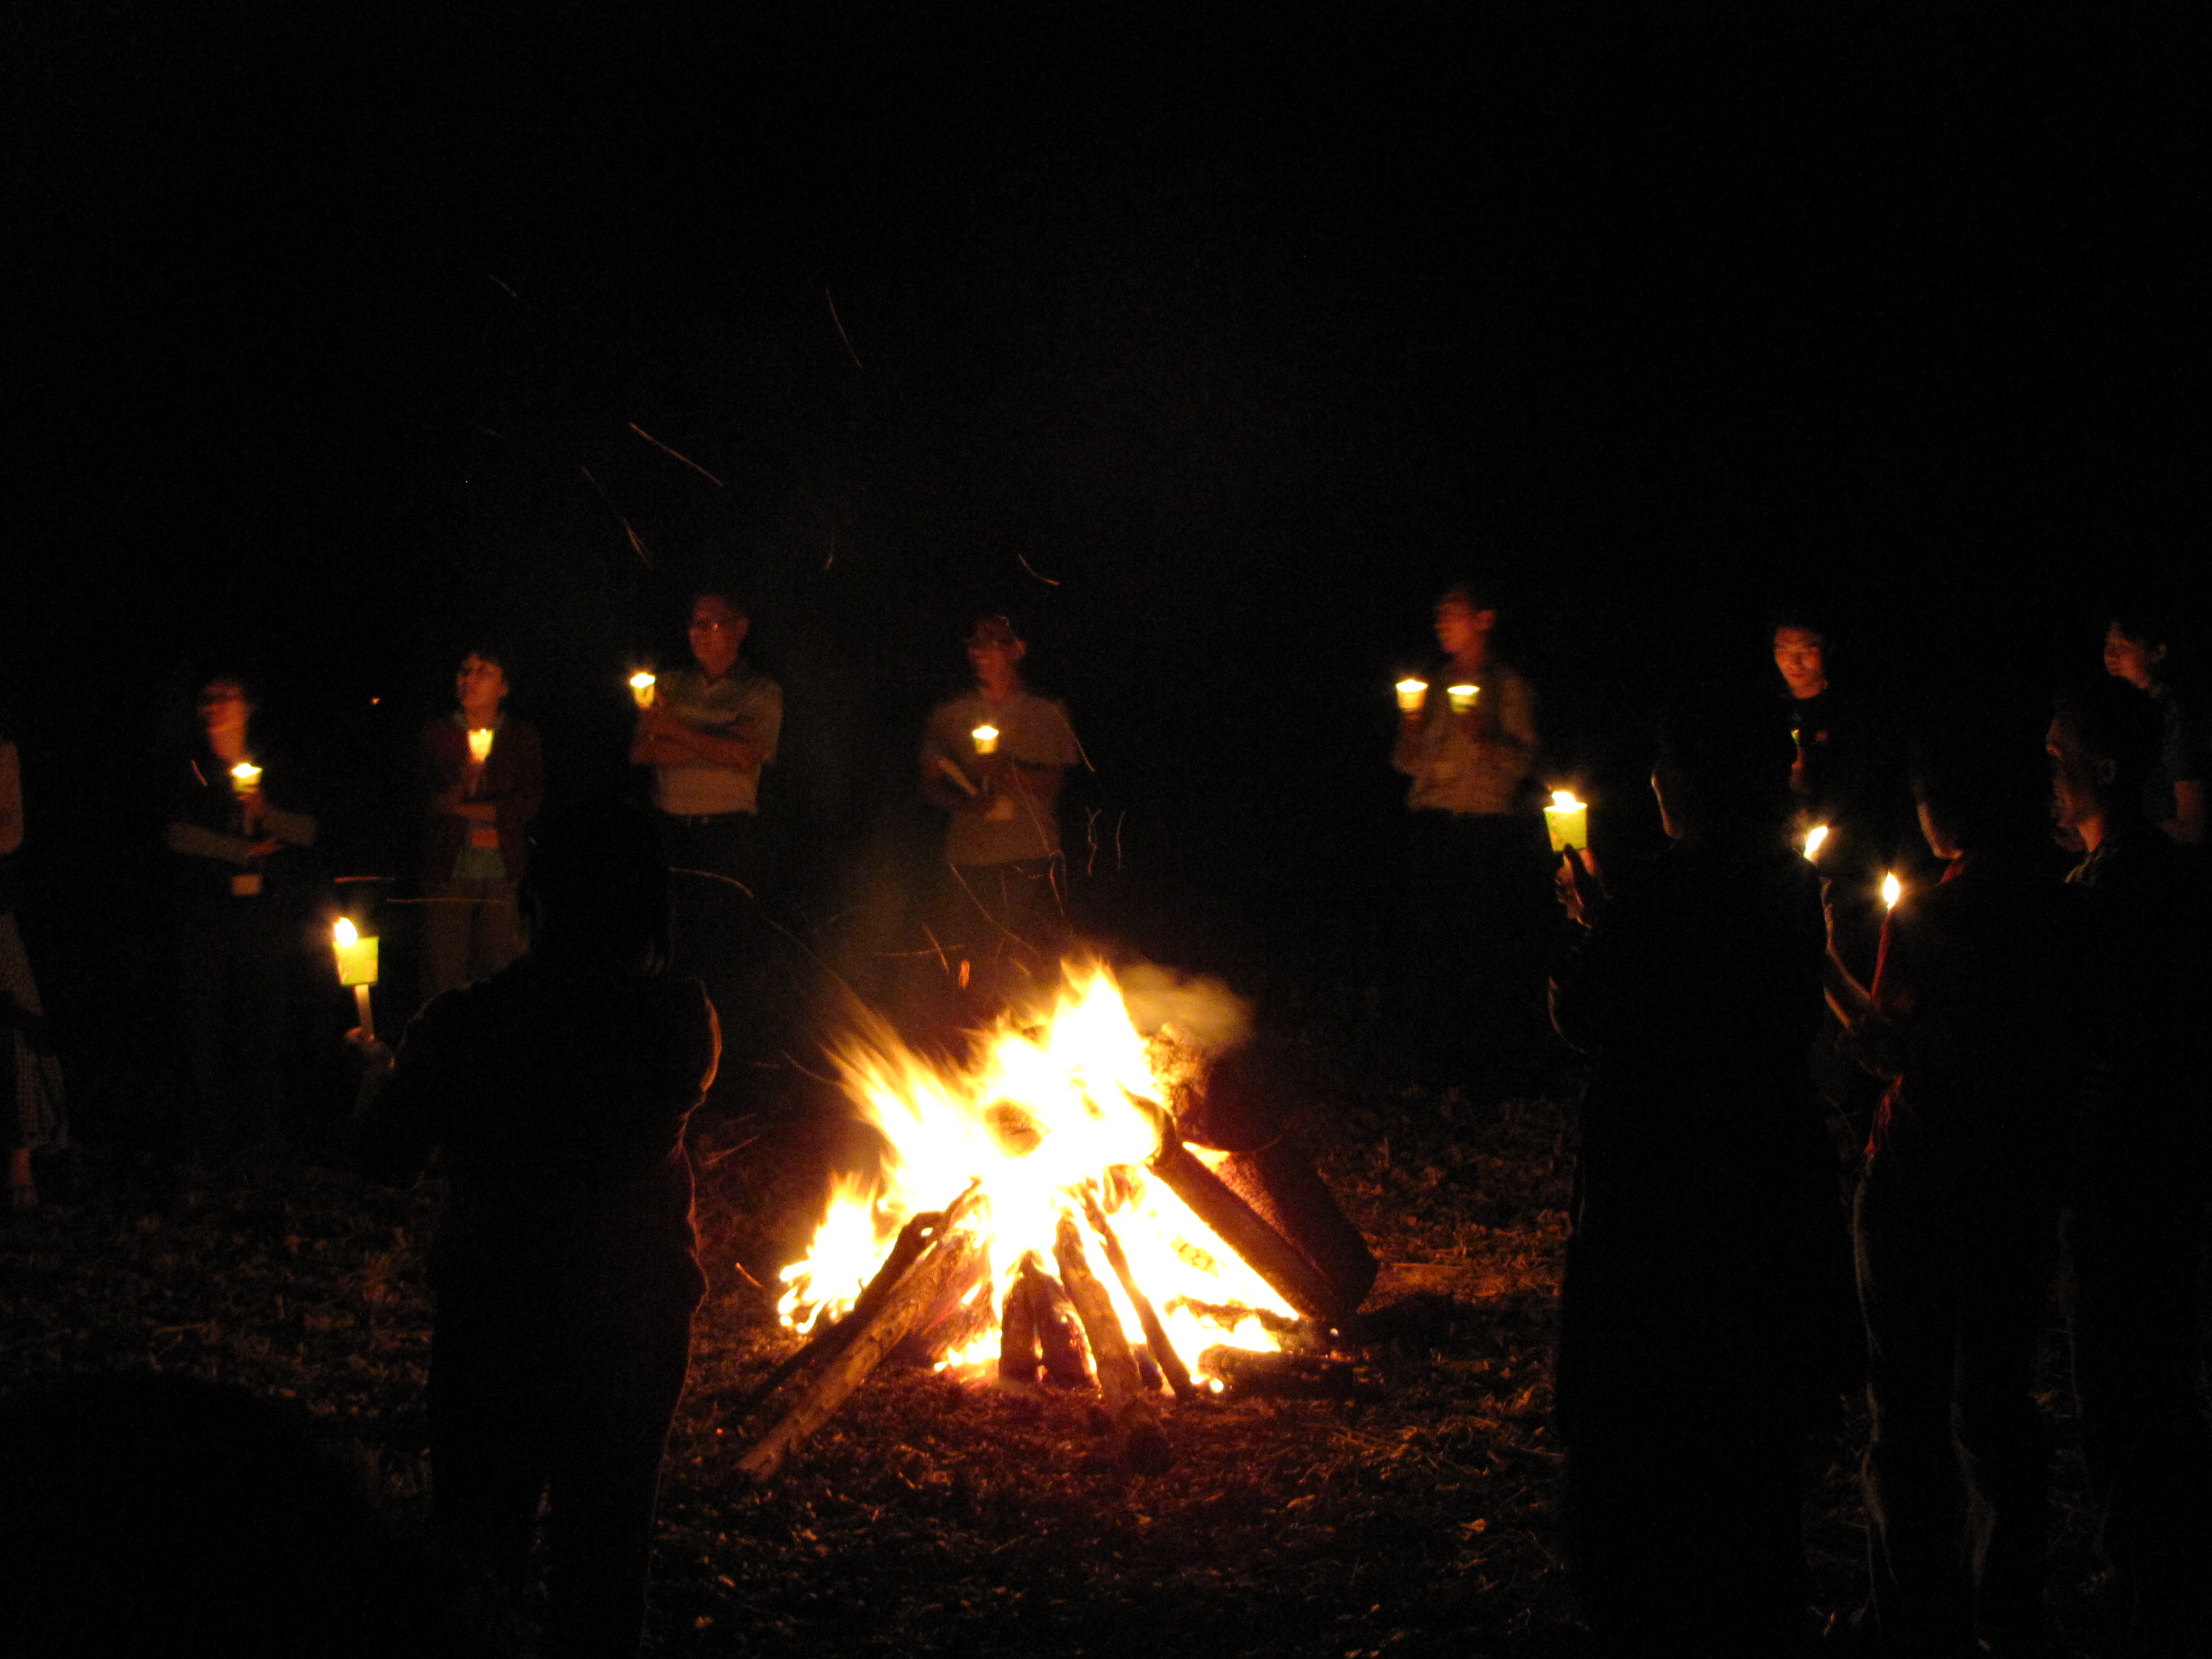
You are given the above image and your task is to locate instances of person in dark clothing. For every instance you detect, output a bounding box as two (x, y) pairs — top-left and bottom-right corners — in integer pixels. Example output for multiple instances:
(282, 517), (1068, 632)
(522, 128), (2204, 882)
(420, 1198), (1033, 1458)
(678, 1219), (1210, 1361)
(355, 802), (719, 1659)
(1550, 689), (1855, 1657)
(2102, 608), (2207, 845)
(2047, 679), (2212, 1657)
(1823, 718), (2085, 1658)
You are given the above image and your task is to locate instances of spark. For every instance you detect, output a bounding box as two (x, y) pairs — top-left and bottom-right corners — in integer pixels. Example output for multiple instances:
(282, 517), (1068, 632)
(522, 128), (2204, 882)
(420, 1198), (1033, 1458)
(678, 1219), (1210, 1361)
(825, 288), (864, 368)
(1017, 554), (1062, 586)
(628, 423), (725, 487)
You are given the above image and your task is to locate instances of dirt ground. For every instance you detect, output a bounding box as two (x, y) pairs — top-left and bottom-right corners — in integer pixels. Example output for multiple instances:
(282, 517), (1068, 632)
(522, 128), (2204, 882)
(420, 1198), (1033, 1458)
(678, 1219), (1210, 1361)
(0, 1013), (2127, 1657)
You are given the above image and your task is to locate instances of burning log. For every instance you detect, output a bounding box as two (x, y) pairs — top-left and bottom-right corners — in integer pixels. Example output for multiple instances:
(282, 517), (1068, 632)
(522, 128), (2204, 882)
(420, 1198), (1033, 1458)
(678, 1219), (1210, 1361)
(997, 1272), (1041, 1384)
(1199, 1346), (1360, 1401)
(737, 1191), (984, 1482)
(1148, 1134), (1344, 1321)
(1204, 1143), (1376, 1319)
(1081, 1186), (1196, 1403)
(1054, 1213), (1173, 1475)
(1018, 1251), (1094, 1389)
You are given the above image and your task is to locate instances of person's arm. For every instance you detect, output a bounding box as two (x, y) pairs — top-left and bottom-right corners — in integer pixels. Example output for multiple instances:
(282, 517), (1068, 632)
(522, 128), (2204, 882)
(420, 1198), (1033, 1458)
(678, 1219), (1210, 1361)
(2162, 778), (2205, 845)
(352, 1007), (460, 1187)
(633, 700), (769, 769)
(1489, 674), (1540, 776)
(499, 723), (546, 833)
(166, 820), (262, 863)
(260, 803), (317, 846)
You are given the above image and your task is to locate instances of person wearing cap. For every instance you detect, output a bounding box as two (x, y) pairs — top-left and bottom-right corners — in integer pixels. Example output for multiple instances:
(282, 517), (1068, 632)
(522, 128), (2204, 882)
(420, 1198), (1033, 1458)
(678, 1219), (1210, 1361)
(920, 615), (1081, 1011)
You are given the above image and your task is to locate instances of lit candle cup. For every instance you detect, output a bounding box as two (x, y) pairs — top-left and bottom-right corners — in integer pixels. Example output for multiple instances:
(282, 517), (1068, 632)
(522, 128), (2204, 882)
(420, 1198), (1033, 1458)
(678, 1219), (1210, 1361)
(971, 724), (1000, 756)
(628, 671), (657, 709)
(1802, 823), (1830, 863)
(1882, 872), (1902, 911)
(1543, 789), (1589, 855)
(332, 917), (380, 1042)
(1446, 683), (1480, 715)
(1395, 678), (1428, 714)
(466, 727), (494, 765)
(229, 760), (263, 797)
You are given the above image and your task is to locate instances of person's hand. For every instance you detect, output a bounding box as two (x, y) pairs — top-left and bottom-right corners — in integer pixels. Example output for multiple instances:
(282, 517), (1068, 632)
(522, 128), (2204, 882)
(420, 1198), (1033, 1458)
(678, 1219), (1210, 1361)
(345, 1028), (394, 1071)
(636, 700), (688, 740)
(1820, 877), (1840, 955)
(1555, 846), (1606, 927)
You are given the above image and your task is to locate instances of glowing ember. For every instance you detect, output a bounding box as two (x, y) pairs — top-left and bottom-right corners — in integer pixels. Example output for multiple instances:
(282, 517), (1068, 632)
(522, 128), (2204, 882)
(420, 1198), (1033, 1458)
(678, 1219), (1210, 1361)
(777, 962), (1296, 1382)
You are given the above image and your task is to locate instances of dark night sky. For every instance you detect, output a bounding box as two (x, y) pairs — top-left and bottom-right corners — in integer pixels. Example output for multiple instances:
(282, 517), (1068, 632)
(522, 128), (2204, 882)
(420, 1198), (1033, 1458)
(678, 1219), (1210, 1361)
(7, 4), (2205, 1011)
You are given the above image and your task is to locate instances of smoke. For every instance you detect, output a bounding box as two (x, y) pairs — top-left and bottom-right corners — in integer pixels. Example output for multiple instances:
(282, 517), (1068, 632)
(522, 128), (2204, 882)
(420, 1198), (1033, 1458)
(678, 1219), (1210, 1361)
(1113, 960), (1253, 1055)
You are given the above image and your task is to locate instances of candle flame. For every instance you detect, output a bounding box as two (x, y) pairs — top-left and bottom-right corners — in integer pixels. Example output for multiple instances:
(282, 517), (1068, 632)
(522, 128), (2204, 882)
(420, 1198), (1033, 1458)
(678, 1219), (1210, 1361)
(1446, 683), (1480, 713)
(1803, 824), (1830, 862)
(333, 917), (358, 948)
(467, 727), (494, 763)
(1395, 678), (1427, 712)
(229, 761), (261, 785)
(1550, 789), (1583, 811)
(1882, 872), (1902, 909)
(971, 724), (1000, 754)
(629, 672), (655, 691)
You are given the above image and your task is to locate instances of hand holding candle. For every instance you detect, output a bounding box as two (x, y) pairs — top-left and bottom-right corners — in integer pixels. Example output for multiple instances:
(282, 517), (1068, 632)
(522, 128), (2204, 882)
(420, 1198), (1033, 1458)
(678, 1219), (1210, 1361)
(1543, 789), (1589, 854)
(332, 917), (380, 1042)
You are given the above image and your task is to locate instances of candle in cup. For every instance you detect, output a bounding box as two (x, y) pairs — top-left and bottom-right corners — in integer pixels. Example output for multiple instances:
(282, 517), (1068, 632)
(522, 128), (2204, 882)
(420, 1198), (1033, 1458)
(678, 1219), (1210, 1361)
(1543, 789), (1589, 854)
(971, 724), (1000, 756)
(229, 760), (263, 796)
(1446, 683), (1480, 715)
(332, 917), (380, 1041)
(628, 671), (657, 709)
(466, 727), (494, 764)
(1395, 678), (1428, 714)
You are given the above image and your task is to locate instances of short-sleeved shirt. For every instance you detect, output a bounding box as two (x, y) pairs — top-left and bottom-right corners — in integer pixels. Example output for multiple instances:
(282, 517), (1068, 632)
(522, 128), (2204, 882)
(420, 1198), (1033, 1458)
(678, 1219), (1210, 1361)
(923, 688), (1080, 866)
(1393, 660), (1538, 816)
(651, 663), (782, 816)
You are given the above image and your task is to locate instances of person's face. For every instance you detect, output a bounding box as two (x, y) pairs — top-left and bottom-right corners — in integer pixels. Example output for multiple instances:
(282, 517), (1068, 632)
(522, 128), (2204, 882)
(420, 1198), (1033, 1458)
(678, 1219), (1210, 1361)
(2102, 623), (2161, 691)
(2047, 716), (2113, 832)
(688, 598), (747, 676)
(1773, 628), (1826, 697)
(198, 681), (249, 734)
(1435, 598), (1493, 657)
(455, 654), (507, 711)
(1917, 799), (1963, 862)
(968, 637), (1024, 692)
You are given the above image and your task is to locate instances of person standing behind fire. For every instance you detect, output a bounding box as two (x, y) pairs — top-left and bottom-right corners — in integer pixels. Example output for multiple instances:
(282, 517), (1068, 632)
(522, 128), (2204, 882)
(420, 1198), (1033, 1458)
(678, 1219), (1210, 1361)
(1391, 579), (1546, 1090)
(920, 615), (1080, 1012)
(630, 589), (780, 896)
(164, 676), (318, 1167)
(417, 648), (543, 1008)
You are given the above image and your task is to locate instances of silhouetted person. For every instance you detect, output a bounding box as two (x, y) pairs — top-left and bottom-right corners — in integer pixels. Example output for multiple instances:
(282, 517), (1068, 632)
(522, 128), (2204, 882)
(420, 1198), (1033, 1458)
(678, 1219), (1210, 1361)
(356, 801), (719, 1659)
(2102, 606), (2207, 845)
(166, 675), (318, 1165)
(2, 725), (65, 1209)
(2048, 679), (2212, 1654)
(1549, 689), (1852, 1657)
(1393, 579), (1547, 1091)
(417, 647), (543, 1008)
(919, 614), (1081, 1015)
(1822, 716), (2083, 1656)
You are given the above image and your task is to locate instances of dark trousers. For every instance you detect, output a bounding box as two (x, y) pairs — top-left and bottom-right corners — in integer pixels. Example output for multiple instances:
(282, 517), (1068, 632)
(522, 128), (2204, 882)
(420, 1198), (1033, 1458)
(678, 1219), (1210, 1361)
(430, 1284), (694, 1659)
(173, 900), (289, 1158)
(1856, 1162), (2059, 1652)
(2065, 1173), (2212, 1645)
(1399, 811), (1553, 1088)
(935, 857), (1068, 1016)
(654, 812), (766, 1067)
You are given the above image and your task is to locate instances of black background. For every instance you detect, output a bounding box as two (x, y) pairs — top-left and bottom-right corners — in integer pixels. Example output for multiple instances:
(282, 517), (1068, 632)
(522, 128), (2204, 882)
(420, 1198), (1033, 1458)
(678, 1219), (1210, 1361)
(7, 4), (2204, 1093)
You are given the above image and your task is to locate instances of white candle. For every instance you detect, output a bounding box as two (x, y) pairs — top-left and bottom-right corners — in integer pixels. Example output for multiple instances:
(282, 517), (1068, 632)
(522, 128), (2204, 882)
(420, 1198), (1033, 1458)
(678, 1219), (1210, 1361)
(971, 724), (1000, 756)
(1543, 789), (1589, 854)
(333, 918), (380, 1041)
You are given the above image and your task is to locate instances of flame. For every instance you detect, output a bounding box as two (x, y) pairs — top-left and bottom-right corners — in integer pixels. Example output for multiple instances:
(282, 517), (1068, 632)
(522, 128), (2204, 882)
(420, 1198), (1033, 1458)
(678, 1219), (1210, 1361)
(1803, 823), (1830, 862)
(1882, 871), (1902, 909)
(971, 723), (1000, 754)
(333, 917), (358, 948)
(1550, 789), (1581, 811)
(779, 962), (1295, 1380)
(467, 727), (495, 763)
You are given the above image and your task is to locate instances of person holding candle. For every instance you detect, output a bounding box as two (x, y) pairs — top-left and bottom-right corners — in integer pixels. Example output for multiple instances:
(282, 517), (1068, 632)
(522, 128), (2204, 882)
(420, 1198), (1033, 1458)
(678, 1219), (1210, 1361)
(920, 614), (1081, 1013)
(164, 675), (318, 1165)
(630, 589), (781, 896)
(1390, 579), (1547, 1091)
(2044, 677), (2212, 1655)
(1816, 714), (2086, 1657)
(417, 648), (543, 1008)
(352, 801), (719, 1659)
(1547, 687), (1853, 1655)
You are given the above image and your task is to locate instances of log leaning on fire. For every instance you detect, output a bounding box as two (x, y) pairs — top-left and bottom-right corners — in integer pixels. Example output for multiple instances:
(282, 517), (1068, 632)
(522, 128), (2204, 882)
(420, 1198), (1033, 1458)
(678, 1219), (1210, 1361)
(1053, 1214), (1174, 1475)
(737, 1189), (985, 1483)
(1147, 1133), (1346, 1320)
(1080, 1186), (1196, 1403)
